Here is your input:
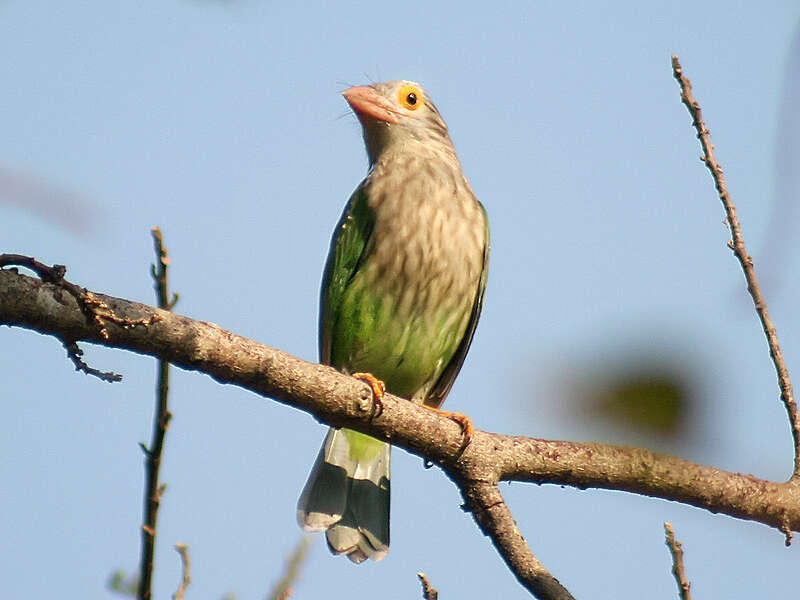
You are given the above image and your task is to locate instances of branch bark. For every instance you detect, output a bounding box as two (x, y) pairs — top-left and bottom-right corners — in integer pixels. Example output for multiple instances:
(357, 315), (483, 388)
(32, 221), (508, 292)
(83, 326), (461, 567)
(2, 266), (800, 597)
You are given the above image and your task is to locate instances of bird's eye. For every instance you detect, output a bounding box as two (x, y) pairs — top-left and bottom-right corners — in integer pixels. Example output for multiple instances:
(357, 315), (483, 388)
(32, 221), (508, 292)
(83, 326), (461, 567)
(398, 84), (422, 111)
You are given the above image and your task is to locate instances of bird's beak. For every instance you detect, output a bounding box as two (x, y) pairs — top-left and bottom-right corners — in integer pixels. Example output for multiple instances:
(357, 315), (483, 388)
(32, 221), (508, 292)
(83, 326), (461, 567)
(342, 86), (401, 124)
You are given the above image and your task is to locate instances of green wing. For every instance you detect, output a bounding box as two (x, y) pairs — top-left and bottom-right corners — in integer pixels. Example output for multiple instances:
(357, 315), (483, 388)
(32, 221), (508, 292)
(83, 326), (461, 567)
(319, 185), (374, 365)
(424, 200), (490, 408)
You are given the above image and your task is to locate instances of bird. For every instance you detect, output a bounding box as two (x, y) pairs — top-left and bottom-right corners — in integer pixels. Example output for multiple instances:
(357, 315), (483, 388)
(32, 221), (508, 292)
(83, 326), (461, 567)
(297, 80), (489, 563)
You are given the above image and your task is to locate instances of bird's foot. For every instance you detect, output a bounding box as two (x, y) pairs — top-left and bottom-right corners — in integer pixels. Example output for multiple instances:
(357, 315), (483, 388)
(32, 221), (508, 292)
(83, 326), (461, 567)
(352, 372), (386, 419)
(423, 405), (474, 451)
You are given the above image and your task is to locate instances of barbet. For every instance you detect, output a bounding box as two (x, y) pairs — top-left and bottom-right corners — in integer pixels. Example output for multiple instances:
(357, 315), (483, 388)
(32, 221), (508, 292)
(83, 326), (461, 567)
(297, 80), (489, 563)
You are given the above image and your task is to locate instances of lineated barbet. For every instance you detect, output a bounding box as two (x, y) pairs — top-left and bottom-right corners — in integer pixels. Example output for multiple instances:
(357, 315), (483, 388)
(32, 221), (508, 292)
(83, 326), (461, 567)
(297, 80), (489, 563)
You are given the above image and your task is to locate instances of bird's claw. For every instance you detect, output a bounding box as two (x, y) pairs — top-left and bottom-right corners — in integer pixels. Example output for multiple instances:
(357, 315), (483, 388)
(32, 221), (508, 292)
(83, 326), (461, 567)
(352, 372), (386, 419)
(425, 406), (474, 453)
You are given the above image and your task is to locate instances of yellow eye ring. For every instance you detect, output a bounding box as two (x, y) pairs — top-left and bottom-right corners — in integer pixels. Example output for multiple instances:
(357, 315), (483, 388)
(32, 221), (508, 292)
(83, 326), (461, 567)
(398, 84), (422, 110)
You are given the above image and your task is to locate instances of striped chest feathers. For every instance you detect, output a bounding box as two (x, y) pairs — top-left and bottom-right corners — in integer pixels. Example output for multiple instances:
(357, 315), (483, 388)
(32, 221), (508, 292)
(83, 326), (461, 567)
(359, 153), (486, 316)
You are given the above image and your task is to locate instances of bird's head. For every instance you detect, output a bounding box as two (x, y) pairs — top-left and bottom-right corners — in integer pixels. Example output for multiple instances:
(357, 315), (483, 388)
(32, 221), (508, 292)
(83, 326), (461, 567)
(343, 80), (454, 165)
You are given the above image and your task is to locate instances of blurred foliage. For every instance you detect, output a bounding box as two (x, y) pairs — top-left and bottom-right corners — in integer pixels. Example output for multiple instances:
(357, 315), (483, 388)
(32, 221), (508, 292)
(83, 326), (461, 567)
(110, 567), (238, 599)
(517, 332), (707, 451)
(108, 570), (138, 597)
(562, 342), (700, 447)
(582, 369), (688, 437)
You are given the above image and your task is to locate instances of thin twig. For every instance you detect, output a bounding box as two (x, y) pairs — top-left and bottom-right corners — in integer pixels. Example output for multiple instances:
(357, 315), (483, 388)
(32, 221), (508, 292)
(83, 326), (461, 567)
(664, 522), (692, 600)
(418, 572), (439, 600)
(150, 228), (179, 311)
(671, 55), (800, 479)
(173, 543), (191, 600)
(267, 535), (312, 600)
(0, 253), (67, 282)
(63, 339), (122, 382)
(137, 228), (177, 600)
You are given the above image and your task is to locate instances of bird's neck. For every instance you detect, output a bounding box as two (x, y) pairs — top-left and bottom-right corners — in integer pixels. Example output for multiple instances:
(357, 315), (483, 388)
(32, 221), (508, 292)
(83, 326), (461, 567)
(364, 122), (459, 167)
(369, 138), (460, 173)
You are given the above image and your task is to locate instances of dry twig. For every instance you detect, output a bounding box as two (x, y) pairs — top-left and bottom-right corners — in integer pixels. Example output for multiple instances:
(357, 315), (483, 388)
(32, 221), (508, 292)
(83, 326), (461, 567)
(418, 572), (439, 600)
(267, 535), (312, 600)
(672, 55), (800, 481)
(63, 339), (122, 382)
(138, 228), (177, 600)
(173, 543), (191, 600)
(664, 522), (692, 600)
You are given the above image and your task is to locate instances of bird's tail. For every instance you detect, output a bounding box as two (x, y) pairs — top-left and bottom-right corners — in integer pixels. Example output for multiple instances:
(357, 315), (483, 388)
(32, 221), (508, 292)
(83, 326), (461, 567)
(297, 427), (390, 563)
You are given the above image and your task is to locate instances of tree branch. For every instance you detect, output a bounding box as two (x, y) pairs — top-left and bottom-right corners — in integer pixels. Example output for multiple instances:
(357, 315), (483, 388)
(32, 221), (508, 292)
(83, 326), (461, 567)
(672, 55), (800, 479)
(462, 482), (573, 599)
(2, 266), (800, 596)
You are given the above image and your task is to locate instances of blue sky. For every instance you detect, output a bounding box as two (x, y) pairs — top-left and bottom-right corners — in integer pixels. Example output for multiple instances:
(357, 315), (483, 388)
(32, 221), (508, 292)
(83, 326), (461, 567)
(2, 1), (800, 598)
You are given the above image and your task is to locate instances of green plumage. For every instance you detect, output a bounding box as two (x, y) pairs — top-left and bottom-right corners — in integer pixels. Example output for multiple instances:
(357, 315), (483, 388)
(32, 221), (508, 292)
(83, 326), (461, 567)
(297, 80), (489, 563)
(321, 187), (487, 400)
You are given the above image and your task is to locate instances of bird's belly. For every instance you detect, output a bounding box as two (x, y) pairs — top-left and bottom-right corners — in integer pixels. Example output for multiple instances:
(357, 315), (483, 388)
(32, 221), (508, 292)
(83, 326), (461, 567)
(330, 270), (473, 401)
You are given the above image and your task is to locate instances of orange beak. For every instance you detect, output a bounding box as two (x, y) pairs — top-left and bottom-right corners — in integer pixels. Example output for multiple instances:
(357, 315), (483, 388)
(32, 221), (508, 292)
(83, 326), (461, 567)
(342, 86), (401, 124)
